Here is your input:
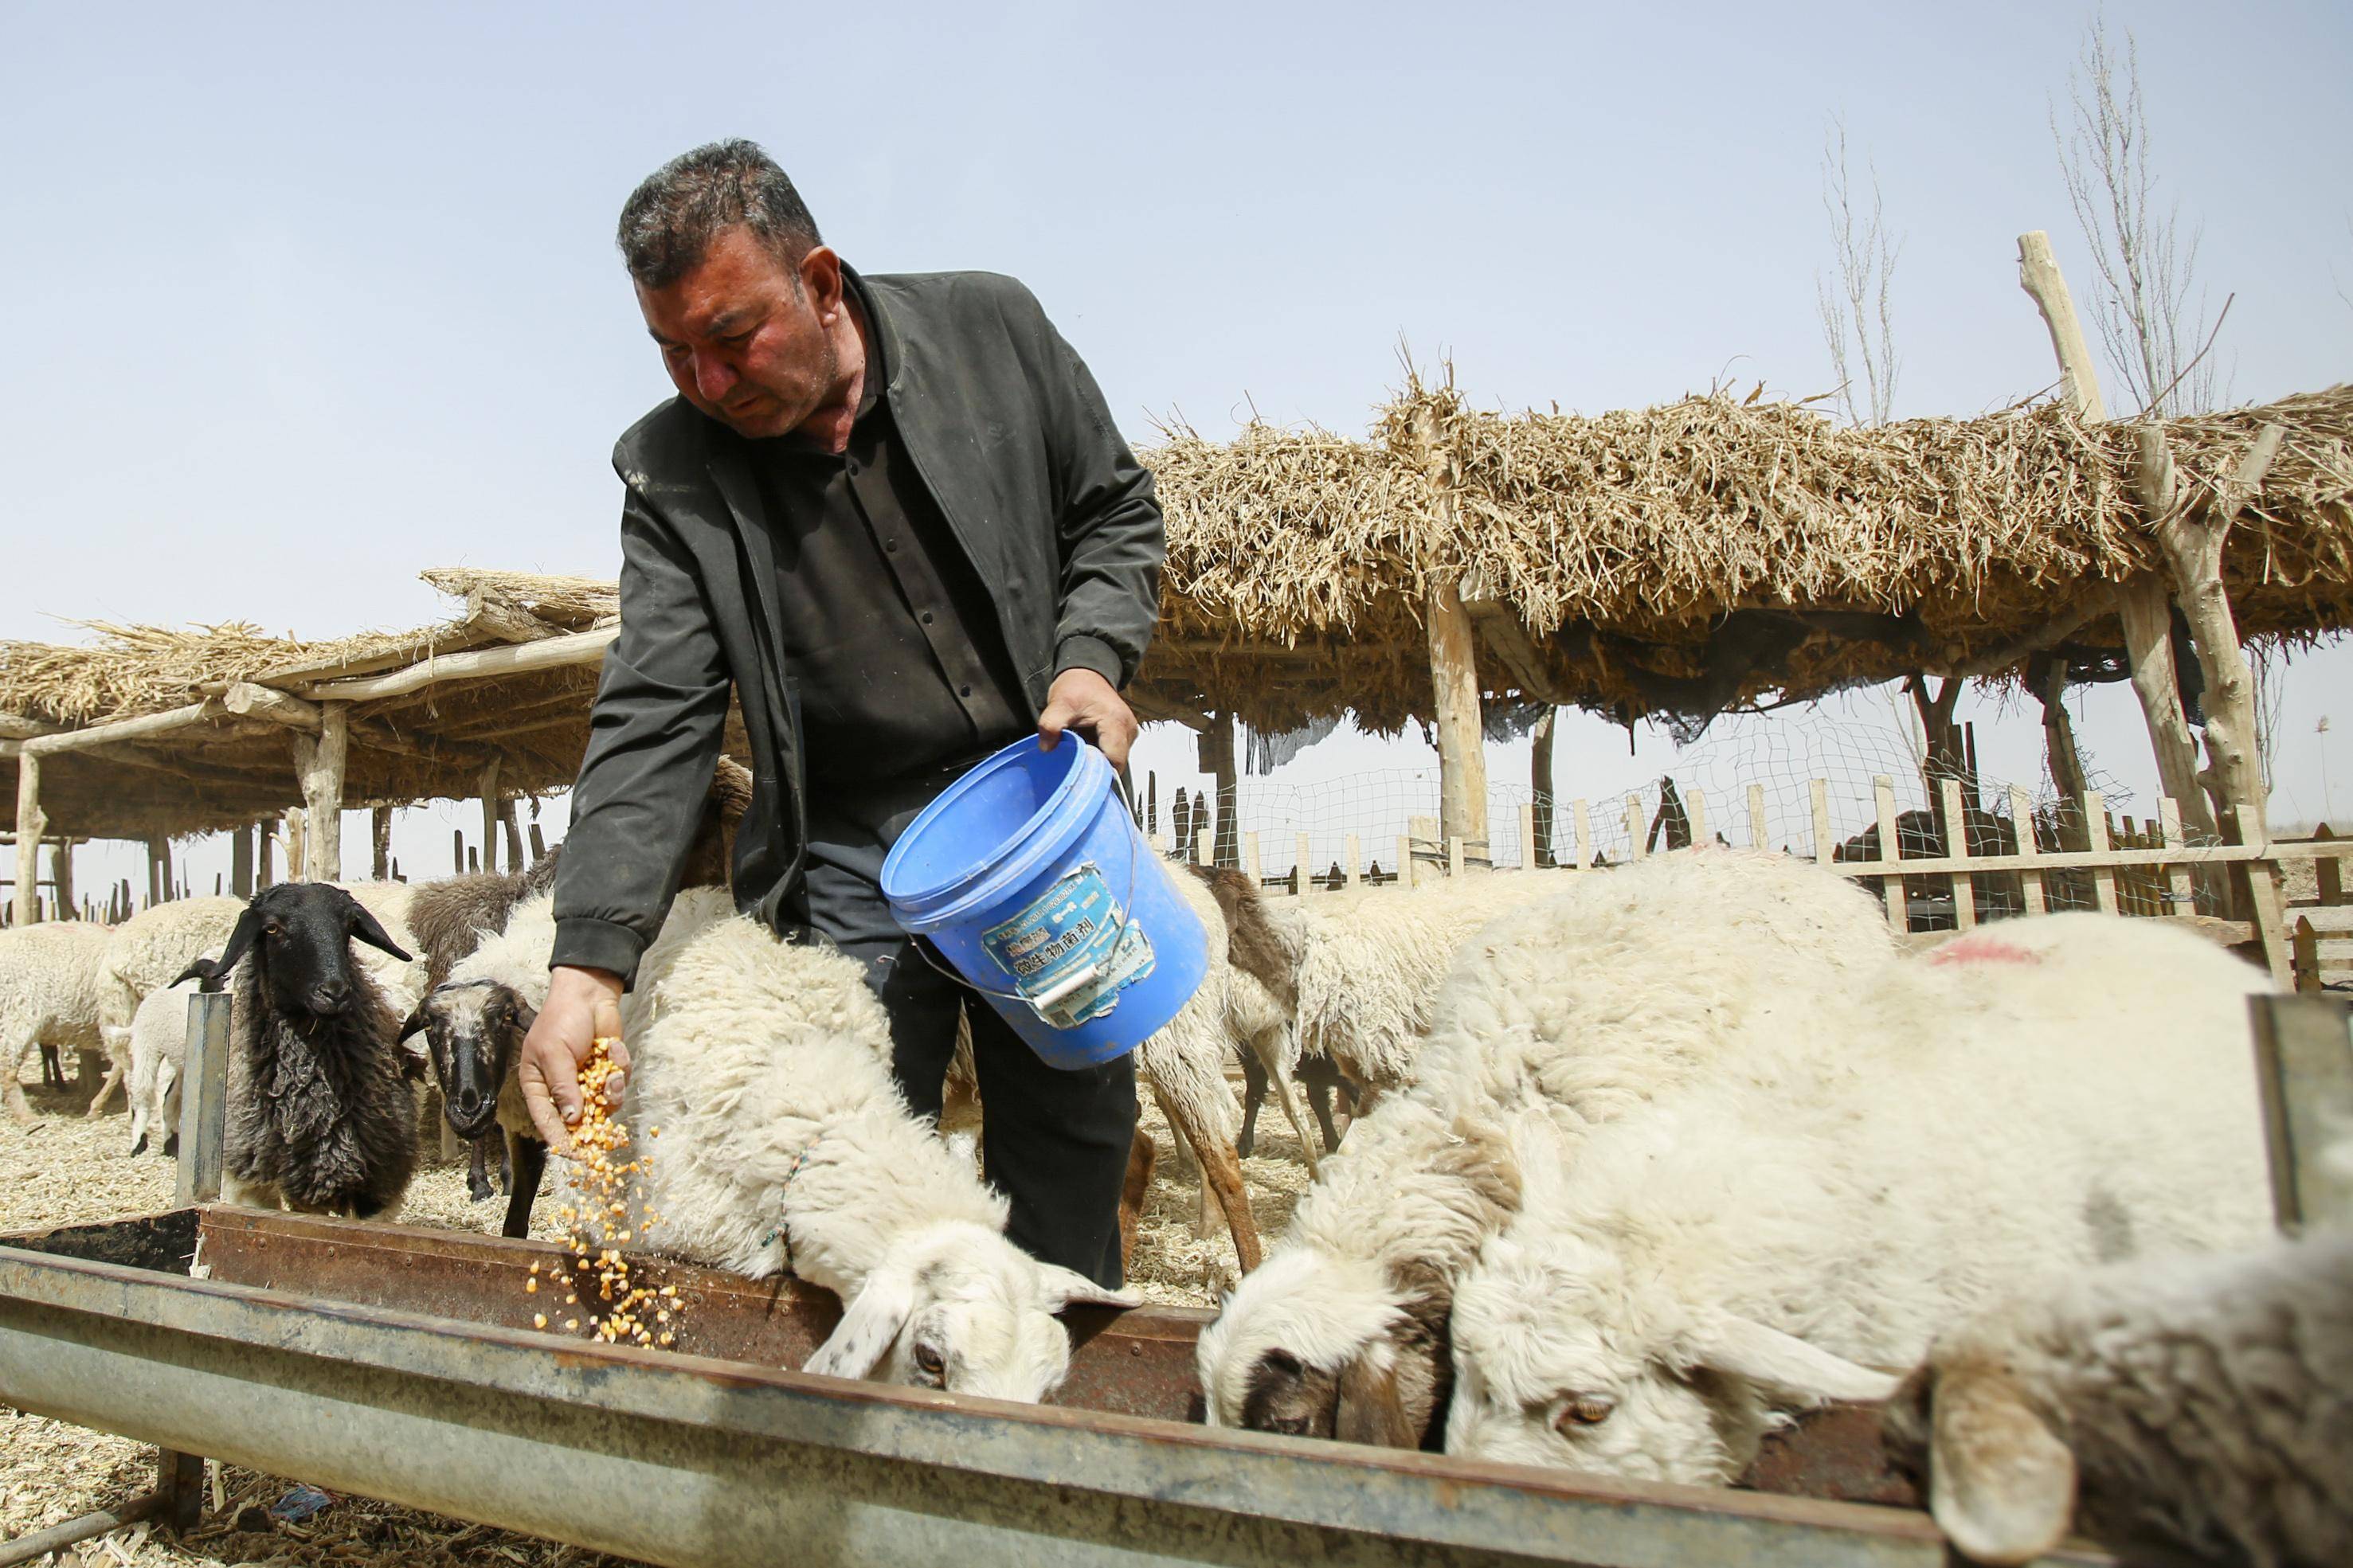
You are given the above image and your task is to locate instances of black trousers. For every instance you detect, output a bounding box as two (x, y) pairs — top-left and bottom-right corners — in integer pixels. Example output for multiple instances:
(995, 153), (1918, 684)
(804, 773), (1137, 1289)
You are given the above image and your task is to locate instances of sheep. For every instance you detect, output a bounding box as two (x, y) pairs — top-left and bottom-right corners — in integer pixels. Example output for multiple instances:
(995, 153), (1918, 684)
(189, 882), (421, 1218)
(401, 850), (563, 1199)
(125, 976), (198, 1155)
(1200, 847), (1905, 1448)
(401, 886), (735, 1237)
(625, 914), (1137, 1401)
(1881, 1226), (2353, 1568)
(91, 895), (245, 1116)
(1443, 912), (2278, 1487)
(0, 921), (115, 1123)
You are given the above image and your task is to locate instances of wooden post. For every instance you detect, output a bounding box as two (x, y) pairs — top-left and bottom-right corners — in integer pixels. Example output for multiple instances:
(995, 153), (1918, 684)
(2246, 995), (2353, 1232)
(1517, 803), (1537, 871)
(1192, 827), (1210, 869)
(1411, 405), (1489, 847)
(2237, 804), (2292, 989)
(177, 991), (231, 1206)
(282, 808), (305, 883)
(1810, 779), (1834, 866)
(1203, 713), (1239, 870)
(528, 823), (548, 865)
(289, 703), (348, 882)
(257, 826), (276, 890)
(147, 833), (170, 906)
(1530, 707), (1556, 866)
(49, 840), (72, 921)
(11, 753), (41, 927)
(499, 798), (525, 871)
(373, 807), (394, 882)
(2015, 231), (2109, 423)
(231, 823), (255, 899)
(1623, 795), (1646, 861)
(1447, 838), (1466, 878)
(480, 755), (503, 878)
(1344, 832), (1361, 889)
(1242, 831), (1262, 886)
(1748, 784), (1769, 850)
(1396, 835), (1414, 889)
(1572, 799), (1592, 872)
(2010, 784), (2049, 915)
(2117, 578), (2218, 844)
(1295, 833), (1314, 895)
(2084, 792), (2119, 915)
(1685, 788), (1709, 847)
(2136, 422), (2286, 839)
(2034, 659), (2093, 852)
(1873, 776), (1907, 935)
(1940, 778), (1976, 933)
(452, 828), (465, 876)
(2159, 797), (2197, 913)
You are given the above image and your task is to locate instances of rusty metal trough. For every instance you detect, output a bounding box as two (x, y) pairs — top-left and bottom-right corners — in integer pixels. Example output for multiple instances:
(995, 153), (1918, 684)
(0, 1203), (2112, 1567)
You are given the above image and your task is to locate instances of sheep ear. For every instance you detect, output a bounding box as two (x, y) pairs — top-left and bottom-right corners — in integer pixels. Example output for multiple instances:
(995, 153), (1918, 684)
(806, 1270), (918, 1381)
(197, 908), (267, 988)
(171, 957), (217, 988)
(1334, 1354), (1417, 1448)
(1925, 1361), (2077, 1566)
(1691, 1315), (1903, 1404)
(343, 896), (415, 963)
(1038, 1264), (1141, 1312)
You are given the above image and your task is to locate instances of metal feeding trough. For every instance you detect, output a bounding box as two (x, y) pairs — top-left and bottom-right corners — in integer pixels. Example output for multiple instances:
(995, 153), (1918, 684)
(0, 1204), (2109, 1568)
(33, 994), (2339, 1565)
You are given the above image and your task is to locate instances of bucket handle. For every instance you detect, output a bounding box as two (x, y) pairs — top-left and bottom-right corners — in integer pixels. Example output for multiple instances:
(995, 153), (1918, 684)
(908, 762), (1146, 1026)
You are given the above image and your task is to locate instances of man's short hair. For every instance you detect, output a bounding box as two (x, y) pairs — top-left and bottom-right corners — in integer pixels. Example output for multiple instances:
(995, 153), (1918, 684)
(617, 139), (822, 290)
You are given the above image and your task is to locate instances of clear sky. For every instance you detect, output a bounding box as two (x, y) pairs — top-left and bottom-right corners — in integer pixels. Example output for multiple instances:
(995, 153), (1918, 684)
(4, 2), (2350, 891)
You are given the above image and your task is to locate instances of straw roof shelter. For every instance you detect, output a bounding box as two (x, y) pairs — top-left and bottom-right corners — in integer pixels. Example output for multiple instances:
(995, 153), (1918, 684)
(5, 380), (2349, 917)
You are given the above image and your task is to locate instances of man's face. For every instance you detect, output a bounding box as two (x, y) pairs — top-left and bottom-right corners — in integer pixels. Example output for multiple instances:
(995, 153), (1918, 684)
(636, 225), (859, 447)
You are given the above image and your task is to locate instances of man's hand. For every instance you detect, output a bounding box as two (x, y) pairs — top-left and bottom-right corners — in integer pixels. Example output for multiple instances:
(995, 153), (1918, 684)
(519, 964), (627, 1155)
(1038, 667), (1139, 769)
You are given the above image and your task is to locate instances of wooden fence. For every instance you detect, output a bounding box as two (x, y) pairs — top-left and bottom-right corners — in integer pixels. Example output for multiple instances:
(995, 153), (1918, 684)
(1155, 775), (2353, 990)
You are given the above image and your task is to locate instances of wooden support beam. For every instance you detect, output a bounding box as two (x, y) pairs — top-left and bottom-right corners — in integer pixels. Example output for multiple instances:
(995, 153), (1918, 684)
(1530, 707), (1556, 866)
(224, 682), (323, 730)
(50, 840), (72, 921)
(11, 701), (217, 758)
(1411, 405), (1489, 847)
(1203, 713), (1238, 870)
(12, 753), (43, 926)
(2015, 231), (2108, 422)
(2116, 576), (2218, 847)
(284, 807), (306, 883)
(301, 625), (617, 702)
(480, 755), (504, 878)
(147, 833), (170, 907)
(373, 807), (394, 882)
(231, 823), (254, 900)
(288, 704), (349, 882)
(2137, 422), (2286, 838)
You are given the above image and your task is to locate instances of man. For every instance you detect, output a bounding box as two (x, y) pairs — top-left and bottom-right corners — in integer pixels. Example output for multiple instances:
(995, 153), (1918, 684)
(518, 139), (1164, 1288)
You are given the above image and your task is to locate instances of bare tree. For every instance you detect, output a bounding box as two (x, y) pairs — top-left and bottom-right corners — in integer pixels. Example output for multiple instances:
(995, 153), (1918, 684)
(1815, 118), (1901, 426)
(2053, 15), (2222, 416)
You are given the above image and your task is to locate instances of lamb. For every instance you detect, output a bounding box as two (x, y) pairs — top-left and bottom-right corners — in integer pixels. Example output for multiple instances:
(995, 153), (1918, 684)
(1200, 847), (1904, 1448)
(91, 895), (245, 1116)
(1443, 913), (2278, 1486)
(402, 886), (735, 1237)
(0, 921), (115, 1123)
(188, 882), (421, 1218)
(125, 976), (198, 1155)
(625, 914), (1136, 1401)
(1881, 1226), (2353, 1568)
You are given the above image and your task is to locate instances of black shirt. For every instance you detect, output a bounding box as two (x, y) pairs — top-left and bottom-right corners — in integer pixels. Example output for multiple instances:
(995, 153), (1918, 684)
(745, 287), (1031, 789)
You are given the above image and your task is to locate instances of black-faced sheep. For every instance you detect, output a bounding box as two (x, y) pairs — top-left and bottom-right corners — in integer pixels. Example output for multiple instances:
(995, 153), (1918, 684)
(187, 882), (420, 1218)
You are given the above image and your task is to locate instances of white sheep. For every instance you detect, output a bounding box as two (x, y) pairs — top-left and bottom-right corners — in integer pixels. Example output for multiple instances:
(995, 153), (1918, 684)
(1202, 847), (1897, 1446)
(1, 921), (115, 1123)
(125, 976), (198, 1155)
(92, 895), (244, 1116)
(1443, 913), (2278, 1486)
(1883, 1226), (2353, 1567)
(625, 915), (1136, 1402)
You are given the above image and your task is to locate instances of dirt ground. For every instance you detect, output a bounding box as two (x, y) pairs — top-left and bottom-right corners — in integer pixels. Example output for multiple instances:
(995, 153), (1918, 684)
(0, 1058), (1313, 1566)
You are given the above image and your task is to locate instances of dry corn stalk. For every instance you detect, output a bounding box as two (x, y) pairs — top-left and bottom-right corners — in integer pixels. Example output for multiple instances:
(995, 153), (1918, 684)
(529, 1038), (681, 1348)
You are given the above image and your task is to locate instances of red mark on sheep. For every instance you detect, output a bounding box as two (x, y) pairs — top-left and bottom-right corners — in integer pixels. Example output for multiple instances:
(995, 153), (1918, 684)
(1928, 935), (2042, 967)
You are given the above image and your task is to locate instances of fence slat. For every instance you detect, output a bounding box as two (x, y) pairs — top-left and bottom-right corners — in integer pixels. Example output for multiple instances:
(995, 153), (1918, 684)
(1873, 775), (1906, 936)
(1447, 837), (1466, 878)
(1194, 827), (1210, 869)
(2085, 792), (2119, 915)
(2159, 797), (2195, 912)
(2010, 784), (2047, 915)
(1624, 795), (1646, 861)
(1396, 835), (1413, 890)
(1243, 831), (1262, 886)
(2238, 804), (2293, 989)
(1686, 788), (1708, 848)
(1517, 803), (1537, 872)
(1572, 800), (1592, 871)
(1810, 779), (1834, 866)
(1296, 832), (1315, 896)
(1344, 833), (1361, 890)
(1940, 777), (1975, 933)
(1748, 784), (1768, 851)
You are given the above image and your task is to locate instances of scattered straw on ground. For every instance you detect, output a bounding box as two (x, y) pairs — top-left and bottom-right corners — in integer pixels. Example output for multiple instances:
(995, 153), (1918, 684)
(2, 1051), (1308, 1562)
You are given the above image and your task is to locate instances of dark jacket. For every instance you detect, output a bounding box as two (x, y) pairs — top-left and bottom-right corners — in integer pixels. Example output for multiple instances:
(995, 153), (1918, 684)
(550, 268), (1164, 983)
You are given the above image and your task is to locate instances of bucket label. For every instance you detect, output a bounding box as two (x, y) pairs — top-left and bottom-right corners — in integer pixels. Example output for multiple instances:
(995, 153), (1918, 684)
(980, 860), (1157, 1030)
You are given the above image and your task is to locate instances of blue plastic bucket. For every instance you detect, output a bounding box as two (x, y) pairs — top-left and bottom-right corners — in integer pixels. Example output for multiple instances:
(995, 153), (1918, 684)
(880, 733), (1208, 1069)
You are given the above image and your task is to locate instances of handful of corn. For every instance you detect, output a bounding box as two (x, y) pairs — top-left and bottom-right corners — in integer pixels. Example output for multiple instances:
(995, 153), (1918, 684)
(527, 1037), (681, 1348)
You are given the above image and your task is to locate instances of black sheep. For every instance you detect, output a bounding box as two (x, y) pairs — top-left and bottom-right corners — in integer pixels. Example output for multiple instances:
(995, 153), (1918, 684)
(180, 882), (418, 1218)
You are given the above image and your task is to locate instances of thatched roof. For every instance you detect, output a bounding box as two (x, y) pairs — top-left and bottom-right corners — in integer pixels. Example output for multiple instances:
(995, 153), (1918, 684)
(1142, 381), (2353, 729)
(5, 384), (2349, 841)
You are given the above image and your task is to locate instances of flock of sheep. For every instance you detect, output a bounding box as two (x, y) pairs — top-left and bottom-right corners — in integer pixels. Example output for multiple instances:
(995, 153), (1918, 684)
(3, 774), (2347, 1566)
